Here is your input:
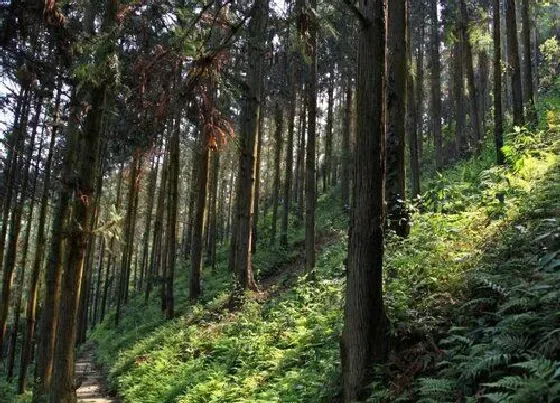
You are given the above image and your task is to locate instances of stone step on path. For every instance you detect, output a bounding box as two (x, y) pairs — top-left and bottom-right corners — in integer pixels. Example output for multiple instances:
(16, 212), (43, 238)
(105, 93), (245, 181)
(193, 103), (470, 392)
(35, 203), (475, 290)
(75, 342), (118, 403)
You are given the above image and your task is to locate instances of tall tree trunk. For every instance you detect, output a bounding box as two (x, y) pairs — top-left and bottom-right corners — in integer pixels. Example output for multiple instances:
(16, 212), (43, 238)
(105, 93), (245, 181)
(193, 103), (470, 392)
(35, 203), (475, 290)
(232, 0), (268, 293)
(386, 0), (409, 238)
(208, 151), (220, 272)
(0, 93), (37, 353)
(295, 97), (306, 225)
(116, 152), (141, 325)
(341, 76), (352, 209)
(49, 84), (104, 403)
(281, 83), (297, 247)
(303, 0), (317, 273)
(7, 127), (44, 380)
(165, 113), (180, 319)
(407, 19), (420, 198)
(460, 0), (483, 152)
(324, 69), (334, 193)
(100, 161), (124, 321)
(341, 0), (389, 400)
(34, 94), (80, 400)
(251, 100), (265, 253)
(139, 155), (159, 291)
(18, 83), (60, 393)
(493, 0), (505, 165)
(416, 25), (425, 161)
(520, 0), (537, 125)
(430, 0), (443, 169)
(190, 132), (210, 299)
(147, 146), (168, 303)
(506, 0), (525, 126)
(270, 101), (283, 246)
(453, 11), (466, 155)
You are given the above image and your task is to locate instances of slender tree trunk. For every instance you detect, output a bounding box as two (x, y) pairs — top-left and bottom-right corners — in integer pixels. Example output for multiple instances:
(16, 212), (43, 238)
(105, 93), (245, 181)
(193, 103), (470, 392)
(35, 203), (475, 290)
(430, 0), (443, 169)
(416, 26), (425, 161)
(520, 0), (537, 125)
(34, 93), (80, 400)
(341, 76), (352, 209)
(116, 152), (141, 325)
(18, 83), (60, 393)
(190, 132), (210, 299)
(386, 0), (409, 238)
(493, 0), (505, 165)
(0, 94), (37, 353)
(146, 146), (168, 303)
(7, 128), (44, 380)
(101, 162), (124, 321)
(208, 151), (220, 272)
(324, 69), (334, 193)
(506, 0), (525, 126)
(270, 101), (284, 246)
(453, 12), (466, 155)
(281, 83), (297, 247)
(407, 20), (420, 198)
(460, 0), (483, 152)
(303, 0), (317, 273)
(165, 113), (180, 319)
(251, 100), (265, 253)
(341, 0), (389, 400)
(139, 155), (159, 290)
(49, 84), (105, 403)
(295, 97), (306, 225)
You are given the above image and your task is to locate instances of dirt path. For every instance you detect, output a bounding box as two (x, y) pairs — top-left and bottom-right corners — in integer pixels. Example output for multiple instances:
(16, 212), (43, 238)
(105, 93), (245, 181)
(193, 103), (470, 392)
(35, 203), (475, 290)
(75, 342), (118, 402)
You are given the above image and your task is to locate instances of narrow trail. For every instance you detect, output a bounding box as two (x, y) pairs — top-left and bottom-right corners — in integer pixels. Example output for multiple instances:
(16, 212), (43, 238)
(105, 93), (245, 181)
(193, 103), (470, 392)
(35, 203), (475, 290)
(75, 342), (118, 403)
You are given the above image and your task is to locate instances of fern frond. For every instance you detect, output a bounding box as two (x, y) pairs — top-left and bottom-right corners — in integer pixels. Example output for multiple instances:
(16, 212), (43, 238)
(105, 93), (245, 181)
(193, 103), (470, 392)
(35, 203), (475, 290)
(482, 376), (527, 390)
(417, 377), (455, 401)
(481, 391), (512, 402)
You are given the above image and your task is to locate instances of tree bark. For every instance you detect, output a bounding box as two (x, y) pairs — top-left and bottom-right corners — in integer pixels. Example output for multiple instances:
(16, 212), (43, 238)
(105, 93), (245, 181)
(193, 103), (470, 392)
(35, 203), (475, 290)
(386, 0), (409, 238)
(190, 131), (210, 299)
(341, 76), (352, 209)
(341, 0), (389, 400)
(520, 0), (537, 125)
(506, 0), (525, 126)
(407, 18), (420, 198)
(493, 0), (505, 165)
(303, 0), (317, 273)
(430, 0), (443, 169)
(232, 0), (268, 293)
(18, 82), (60, 394)
(460, 0), (483, 152)
(270, 101), (284, 246)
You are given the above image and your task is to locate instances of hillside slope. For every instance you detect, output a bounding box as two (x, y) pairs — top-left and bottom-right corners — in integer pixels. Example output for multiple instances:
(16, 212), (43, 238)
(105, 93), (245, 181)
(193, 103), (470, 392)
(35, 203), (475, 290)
(91, 102), (560, 402)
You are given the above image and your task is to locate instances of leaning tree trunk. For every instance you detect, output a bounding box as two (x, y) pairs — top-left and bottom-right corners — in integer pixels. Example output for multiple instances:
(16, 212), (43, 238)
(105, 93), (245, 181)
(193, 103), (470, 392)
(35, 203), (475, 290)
(341, 0), (389, 400)
(386, 0), (409, 238)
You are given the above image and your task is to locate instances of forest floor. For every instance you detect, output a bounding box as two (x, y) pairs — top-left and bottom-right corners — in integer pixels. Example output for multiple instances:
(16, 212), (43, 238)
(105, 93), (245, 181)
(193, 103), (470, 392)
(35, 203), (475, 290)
(86, 96), (560, 402)
(75, 342), (118, 402)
